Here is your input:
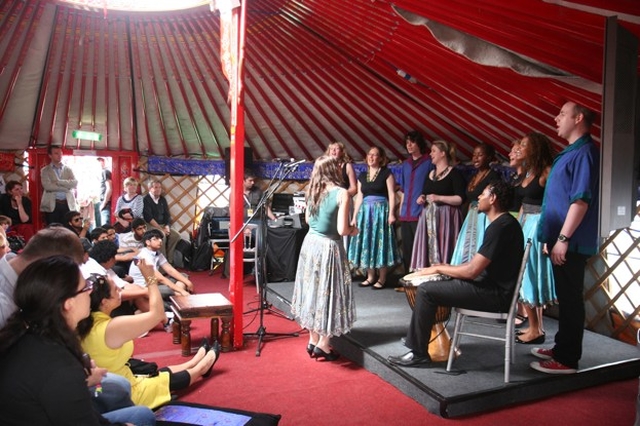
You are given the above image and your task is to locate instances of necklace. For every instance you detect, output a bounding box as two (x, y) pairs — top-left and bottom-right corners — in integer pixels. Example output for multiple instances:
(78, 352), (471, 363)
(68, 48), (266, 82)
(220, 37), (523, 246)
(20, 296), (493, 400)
(433, 166), (451, 181)
(468, 168), (490, 192)
(367, 167), (380, 183)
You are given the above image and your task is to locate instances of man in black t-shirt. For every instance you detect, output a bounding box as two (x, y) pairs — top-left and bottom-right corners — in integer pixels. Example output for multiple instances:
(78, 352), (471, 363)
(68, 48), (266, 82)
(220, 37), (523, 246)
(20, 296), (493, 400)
(389, 179), (524, 367)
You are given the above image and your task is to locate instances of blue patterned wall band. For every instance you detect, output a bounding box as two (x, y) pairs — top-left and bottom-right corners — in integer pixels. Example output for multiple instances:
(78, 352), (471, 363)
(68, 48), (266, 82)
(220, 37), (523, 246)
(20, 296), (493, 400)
(147, 156), (516, 184)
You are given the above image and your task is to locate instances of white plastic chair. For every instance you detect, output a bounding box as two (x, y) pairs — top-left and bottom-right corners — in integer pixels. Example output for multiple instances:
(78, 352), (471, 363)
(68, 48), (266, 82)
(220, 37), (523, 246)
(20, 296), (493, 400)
(446, 238), (532, 383)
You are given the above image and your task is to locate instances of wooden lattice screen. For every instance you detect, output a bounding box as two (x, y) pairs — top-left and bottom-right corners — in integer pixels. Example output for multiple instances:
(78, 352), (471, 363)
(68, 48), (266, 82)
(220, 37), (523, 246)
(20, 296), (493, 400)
(137, 158), (310, 241)
(584, 220), (640, 345)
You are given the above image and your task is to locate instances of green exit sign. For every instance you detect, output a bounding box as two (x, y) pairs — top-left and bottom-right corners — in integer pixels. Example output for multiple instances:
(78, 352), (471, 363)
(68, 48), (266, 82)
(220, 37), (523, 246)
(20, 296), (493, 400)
(72, 130), (102, 141)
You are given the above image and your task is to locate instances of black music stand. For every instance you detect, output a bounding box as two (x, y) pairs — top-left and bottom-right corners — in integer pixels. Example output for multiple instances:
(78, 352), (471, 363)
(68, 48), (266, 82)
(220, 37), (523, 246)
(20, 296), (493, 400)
(231, 162), (299, 356)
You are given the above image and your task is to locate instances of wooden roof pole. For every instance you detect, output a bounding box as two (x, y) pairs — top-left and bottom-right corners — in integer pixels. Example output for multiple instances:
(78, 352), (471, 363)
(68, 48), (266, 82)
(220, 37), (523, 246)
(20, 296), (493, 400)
(222, 0), (246, 349)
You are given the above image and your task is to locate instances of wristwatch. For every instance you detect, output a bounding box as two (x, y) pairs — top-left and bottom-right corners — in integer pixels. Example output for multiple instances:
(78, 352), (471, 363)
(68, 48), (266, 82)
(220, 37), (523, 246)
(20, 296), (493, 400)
(557, 234), (571, 243)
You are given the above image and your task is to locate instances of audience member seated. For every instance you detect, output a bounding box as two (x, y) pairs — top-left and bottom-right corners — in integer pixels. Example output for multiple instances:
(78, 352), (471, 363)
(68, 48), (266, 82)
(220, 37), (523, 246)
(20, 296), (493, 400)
(78, 259), (219, 409)
(0, 180), (35, 242)
(102, 224), (118, 245)
(65, 210), (91, 239)
(82, 240), (151, 318)
(0, 229), (154, 425)
(128, 229), (193, 304)
(143, 179), (182, 265)
(113, 218), (146, 278)
(0, 227), (85, 329)
(388, 180), (524, 367)
(114, 208), (134, 234)
(0, 256), (129, 425)
(114, 177), (144, 230)
(89, 227), (109, 246)
(0, 233), (11, 260)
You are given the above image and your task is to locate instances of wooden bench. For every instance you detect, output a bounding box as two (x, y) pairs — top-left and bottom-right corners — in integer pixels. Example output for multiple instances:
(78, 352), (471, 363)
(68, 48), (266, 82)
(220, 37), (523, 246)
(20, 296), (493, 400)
(170, 293), (233, 357)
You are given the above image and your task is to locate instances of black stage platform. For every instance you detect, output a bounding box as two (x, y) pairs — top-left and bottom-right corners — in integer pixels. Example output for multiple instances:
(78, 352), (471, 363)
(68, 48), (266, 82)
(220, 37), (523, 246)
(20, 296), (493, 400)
(265, 279), (640, 418)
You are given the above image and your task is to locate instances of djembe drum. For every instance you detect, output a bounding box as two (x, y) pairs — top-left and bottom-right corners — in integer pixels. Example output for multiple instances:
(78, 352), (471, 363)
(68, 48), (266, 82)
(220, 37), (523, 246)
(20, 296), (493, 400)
(400, 272), (454, 362)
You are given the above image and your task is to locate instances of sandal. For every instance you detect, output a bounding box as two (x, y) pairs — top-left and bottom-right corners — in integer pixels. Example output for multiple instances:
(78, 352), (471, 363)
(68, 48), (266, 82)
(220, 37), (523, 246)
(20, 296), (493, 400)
(515, 314), (528, 328)
(359, 280), (373, 287)
(372, 281), (386, 290)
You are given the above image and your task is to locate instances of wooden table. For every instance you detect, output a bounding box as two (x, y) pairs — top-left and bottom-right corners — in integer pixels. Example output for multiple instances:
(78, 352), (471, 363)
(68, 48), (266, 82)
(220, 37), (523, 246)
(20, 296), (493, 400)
(170, 293), (233, 356)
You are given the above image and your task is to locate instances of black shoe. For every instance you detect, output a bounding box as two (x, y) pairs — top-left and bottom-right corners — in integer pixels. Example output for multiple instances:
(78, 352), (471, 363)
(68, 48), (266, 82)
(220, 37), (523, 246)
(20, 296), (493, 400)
(203, 341), (221, 378)
(388, 351), (432, 368)
(515, 333), (545, 345)
(306, 343), (316, 358)
(313, 346), (340, 361)
(200, 337), (211, 352)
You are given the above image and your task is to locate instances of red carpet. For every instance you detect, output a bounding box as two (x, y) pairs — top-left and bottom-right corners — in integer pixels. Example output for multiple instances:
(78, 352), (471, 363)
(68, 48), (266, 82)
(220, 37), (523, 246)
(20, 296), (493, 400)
(133, 270), (638, 425)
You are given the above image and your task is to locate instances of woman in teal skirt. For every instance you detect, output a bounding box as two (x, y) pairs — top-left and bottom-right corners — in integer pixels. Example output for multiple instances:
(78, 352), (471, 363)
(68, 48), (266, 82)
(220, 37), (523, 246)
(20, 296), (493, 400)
(514, 132), (556, 345)
(450, 143), (501, 265)
(291, 156), (359, 361)
(348, 146), (400, 289)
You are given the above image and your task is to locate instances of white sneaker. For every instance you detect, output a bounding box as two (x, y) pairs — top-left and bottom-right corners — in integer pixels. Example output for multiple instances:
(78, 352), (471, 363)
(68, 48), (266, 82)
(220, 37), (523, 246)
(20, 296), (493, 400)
(163, 318), (174, 333)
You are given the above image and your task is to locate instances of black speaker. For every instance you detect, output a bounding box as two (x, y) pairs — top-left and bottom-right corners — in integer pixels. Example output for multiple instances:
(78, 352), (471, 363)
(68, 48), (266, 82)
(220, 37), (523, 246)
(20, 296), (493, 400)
(224, 147), (253, 185)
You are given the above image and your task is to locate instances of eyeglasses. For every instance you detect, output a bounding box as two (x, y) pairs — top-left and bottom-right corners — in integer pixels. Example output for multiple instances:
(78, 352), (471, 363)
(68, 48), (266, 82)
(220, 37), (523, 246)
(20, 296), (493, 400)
(75, 274), (104, 296)
(72, 217), (83, 222)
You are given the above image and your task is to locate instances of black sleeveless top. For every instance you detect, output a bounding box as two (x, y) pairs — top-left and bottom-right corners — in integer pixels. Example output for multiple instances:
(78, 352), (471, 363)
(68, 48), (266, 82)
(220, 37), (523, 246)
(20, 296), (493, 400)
(358, 167), (392, 198)
(340, 163), (349, 190)
(515, 174), (544, 206)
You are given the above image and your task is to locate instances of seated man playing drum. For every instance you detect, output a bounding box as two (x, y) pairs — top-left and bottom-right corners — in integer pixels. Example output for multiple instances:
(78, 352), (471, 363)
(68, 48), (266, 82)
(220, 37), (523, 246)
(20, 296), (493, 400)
(388, 180), (524, 367)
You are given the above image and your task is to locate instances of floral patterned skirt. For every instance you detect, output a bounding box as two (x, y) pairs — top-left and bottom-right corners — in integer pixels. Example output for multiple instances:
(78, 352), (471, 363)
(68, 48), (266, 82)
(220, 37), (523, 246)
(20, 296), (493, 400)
(291, 233), (355, 337)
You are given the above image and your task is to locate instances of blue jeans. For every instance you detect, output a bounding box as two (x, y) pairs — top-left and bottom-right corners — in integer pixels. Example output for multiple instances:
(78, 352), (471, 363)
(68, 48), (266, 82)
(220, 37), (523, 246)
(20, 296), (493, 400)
(102, 406), (156, 426)
(100, 208), (111, 227)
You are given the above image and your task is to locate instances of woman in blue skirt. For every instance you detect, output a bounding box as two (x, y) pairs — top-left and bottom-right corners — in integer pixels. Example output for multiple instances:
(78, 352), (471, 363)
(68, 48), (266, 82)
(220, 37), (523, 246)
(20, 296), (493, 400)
(514, 132), (556, 345)
(348, 146), (400, 289)
(450, 143), (501, 265)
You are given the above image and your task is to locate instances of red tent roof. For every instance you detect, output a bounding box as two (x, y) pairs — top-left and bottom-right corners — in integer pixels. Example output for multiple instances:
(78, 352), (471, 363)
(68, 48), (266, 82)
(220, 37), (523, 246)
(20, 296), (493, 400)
(1, 0), (639, 162)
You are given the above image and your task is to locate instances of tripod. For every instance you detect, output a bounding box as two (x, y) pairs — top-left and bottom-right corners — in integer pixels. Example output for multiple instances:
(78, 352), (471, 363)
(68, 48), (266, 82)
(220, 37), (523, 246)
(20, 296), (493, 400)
(236, 163), (299, 356)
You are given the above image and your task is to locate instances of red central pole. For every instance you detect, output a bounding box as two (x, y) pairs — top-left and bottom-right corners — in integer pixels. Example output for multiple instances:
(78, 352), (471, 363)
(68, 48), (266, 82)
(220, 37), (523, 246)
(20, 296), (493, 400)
(228, 1), (247, 349)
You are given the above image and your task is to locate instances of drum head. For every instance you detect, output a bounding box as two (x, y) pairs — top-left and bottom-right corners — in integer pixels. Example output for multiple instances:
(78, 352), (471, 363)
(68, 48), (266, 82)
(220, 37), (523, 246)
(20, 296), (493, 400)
(402, 272), (449, 286)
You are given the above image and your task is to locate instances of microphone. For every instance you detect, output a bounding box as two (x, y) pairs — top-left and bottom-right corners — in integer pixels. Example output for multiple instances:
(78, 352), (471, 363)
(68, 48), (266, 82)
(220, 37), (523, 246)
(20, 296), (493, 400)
(283, 159), (305, 169)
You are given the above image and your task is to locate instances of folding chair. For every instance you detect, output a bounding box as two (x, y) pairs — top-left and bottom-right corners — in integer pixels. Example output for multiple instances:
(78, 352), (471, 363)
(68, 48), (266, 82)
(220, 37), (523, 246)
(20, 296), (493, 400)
(446, 238), (532, 383)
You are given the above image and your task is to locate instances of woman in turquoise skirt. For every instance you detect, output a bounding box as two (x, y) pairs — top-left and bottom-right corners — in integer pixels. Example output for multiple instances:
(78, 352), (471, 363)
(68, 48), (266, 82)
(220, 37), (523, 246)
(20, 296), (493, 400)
(514, 132), (556, 345)
(450, 143), (501, 265)
(348, 146), (400, 289)
(291, 156), (359, 361)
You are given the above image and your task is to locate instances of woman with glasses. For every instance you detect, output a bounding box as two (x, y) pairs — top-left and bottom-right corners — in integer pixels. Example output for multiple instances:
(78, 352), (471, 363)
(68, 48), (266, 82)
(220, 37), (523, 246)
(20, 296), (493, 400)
(78, 259), (218, 409)
(0, 255), (122, 425)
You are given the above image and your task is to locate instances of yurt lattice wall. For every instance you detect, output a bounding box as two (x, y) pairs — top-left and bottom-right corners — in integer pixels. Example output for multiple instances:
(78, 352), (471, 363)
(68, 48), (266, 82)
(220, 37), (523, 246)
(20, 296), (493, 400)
(585, 216), (640, 345)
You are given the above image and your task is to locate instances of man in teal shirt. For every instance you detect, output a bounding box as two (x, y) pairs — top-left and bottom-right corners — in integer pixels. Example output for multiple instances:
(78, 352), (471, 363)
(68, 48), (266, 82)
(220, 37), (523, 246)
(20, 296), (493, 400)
(531, 102), (600, 375)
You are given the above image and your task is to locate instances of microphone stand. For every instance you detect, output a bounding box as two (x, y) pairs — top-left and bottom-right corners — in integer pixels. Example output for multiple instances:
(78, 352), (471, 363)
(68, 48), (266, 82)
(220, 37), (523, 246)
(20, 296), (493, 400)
(236, 161), (300, 356)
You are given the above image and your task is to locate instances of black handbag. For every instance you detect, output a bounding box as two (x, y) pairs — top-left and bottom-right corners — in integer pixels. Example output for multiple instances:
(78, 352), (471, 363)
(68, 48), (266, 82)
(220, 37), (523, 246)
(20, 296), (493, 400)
(127, 357), (159, 377)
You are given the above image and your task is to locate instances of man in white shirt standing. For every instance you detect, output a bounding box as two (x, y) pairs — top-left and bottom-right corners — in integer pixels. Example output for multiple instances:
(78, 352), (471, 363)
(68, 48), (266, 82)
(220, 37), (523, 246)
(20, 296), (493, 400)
(40, 145), (78, 225)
